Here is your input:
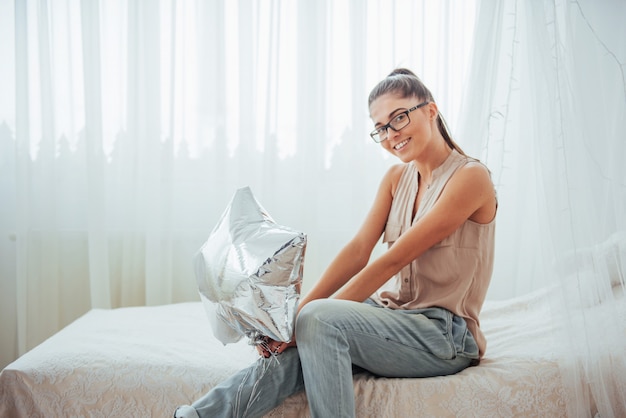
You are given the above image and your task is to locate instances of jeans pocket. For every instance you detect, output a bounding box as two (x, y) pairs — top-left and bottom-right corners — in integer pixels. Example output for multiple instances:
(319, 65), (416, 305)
(410, 307), (456, 360)
(414, 308), (479, 360)
(451, 314), (479, 359)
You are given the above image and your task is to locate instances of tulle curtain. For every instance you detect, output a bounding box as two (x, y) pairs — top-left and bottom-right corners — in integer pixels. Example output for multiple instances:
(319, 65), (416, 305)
(0, 0), (476, 369)
(458, 0), (626, 416)
(3, 1), (624, 414)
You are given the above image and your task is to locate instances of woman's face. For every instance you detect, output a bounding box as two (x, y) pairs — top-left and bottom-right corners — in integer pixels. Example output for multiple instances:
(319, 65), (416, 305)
(369, 93), (436, 163)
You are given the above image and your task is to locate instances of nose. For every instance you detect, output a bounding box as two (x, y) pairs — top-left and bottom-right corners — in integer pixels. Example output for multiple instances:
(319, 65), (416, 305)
(386, 126), (401, 142)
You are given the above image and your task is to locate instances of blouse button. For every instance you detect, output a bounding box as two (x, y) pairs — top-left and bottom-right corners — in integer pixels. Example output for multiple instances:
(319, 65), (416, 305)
(404, 278), (409, 283)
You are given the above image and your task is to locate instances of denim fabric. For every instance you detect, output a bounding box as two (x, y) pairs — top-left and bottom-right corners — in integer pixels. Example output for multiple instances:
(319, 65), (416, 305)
(174, 298), (479, 418)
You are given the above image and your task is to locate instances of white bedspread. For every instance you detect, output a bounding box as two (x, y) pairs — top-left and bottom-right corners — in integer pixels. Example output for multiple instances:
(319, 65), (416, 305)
(1, 289), (570, 417)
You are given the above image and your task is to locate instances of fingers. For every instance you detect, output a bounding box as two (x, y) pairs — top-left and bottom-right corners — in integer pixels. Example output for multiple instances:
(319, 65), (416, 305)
(273, 340), (296, 354)
(255, 344), (269, 357)
(255, 338), (296, 358)
(266, 340), (283, 355)
(257, 337), (272, 358)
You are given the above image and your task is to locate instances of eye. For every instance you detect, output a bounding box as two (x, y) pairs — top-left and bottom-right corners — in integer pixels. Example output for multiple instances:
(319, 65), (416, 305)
(394, 113), (407, 124)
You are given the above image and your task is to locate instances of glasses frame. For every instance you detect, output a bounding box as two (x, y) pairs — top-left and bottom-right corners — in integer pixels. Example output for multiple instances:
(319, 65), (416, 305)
(370, 101), (430, 143)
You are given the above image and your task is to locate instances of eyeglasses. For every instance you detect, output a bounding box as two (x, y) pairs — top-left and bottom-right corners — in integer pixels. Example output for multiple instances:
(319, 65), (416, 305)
(370, 101), (429, 143)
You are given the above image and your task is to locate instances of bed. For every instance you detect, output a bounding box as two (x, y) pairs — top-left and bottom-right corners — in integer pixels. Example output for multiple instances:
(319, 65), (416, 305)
(0, 284), (623, 418)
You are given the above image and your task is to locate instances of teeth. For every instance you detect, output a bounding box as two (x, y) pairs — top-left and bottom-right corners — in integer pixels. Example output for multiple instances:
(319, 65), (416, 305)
(394, 139), (409, 150)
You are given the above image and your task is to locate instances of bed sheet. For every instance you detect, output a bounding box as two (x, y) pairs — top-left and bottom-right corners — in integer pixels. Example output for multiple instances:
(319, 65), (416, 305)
(1, 289), (568, 418)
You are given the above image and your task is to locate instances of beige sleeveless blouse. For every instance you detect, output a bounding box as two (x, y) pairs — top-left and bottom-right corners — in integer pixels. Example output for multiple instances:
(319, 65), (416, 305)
(371, 149), (496, 357)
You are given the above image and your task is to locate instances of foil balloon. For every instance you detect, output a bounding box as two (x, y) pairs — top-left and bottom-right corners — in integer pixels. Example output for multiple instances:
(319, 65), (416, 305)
(194, 187), (306, 345)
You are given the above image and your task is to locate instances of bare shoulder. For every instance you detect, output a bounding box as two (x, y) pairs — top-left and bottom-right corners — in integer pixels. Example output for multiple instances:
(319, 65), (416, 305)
(462, 158), (491, 176)
(444, 159), (497, 224)
(452, 159), (494, 189)
(383, 163), (408, 196)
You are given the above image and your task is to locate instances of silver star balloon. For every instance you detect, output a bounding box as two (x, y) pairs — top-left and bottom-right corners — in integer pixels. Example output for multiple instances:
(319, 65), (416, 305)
(194, 187), (306, 345)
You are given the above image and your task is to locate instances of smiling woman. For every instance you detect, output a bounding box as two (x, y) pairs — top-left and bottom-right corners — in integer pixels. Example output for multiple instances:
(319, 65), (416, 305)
(174, 68), (497, 418)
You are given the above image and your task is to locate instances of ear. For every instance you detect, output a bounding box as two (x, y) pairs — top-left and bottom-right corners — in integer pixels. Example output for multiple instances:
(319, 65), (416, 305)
(427, 102), (439, 121)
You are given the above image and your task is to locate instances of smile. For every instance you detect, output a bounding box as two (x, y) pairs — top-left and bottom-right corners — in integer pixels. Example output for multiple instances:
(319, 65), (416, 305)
(394, 138), (410, 150)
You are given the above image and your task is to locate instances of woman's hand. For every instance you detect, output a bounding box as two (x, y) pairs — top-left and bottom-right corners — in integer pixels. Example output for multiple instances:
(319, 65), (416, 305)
(256, 336), (297, 358)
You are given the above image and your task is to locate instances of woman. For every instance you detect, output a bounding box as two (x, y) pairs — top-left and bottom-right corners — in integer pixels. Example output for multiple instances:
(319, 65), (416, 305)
(175, 68), (497, 418)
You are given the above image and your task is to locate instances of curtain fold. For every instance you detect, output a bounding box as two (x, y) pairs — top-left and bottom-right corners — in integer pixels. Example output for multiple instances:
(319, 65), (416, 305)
(459, 1), (626, 416)
(82, 0), (112, 309)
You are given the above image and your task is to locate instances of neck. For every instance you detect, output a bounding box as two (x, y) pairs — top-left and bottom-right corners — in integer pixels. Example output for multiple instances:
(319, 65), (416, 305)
(414, 137), (452, 184)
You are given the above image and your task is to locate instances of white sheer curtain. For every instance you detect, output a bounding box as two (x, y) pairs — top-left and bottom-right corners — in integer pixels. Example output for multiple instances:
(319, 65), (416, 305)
(459, 0), (626, 416)
(0, 0), (476, 369)
(2, 0), (625, 415)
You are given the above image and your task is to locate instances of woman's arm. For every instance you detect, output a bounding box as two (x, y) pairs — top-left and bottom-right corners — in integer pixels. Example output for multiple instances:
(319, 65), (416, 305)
(334, 161), (497, 302)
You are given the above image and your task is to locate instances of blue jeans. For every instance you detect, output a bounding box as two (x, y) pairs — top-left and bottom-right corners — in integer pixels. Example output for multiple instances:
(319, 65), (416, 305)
(175, 299), (479, 418)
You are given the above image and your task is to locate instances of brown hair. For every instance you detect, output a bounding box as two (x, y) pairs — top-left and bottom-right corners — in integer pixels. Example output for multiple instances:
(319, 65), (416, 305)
(368, 68), (465, 155)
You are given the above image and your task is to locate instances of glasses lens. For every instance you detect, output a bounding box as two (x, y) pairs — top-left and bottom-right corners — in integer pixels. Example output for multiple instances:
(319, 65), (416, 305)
(371, 127), (386, 143)
(390, 113), (409, 131)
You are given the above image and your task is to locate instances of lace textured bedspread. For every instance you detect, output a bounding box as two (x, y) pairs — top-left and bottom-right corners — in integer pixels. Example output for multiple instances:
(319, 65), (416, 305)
(0, 290), (569, 417)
